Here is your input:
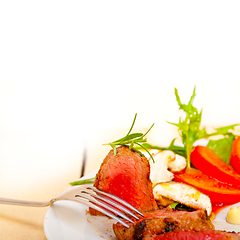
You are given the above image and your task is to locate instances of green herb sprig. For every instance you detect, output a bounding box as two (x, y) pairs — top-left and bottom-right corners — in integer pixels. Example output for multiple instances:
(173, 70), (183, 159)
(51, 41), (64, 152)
(104, 113), (155, 163)
(70, 177), (95, 186)
(69, 114), (155, 186)
(169, 202), (195, 212)
(142, 139), (187, 158)
(168, 87), (238, 167)
(143, 87), (239, 168)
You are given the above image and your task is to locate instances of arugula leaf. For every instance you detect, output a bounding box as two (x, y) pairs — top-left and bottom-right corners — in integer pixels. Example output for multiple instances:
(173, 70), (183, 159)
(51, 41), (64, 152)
(207, 133), (235, 164)
(166, 87), (239, 167)
(168, 87), (204, 167)
(70, 177), (95, 186)
(142, 139), (187, 158)
(168, 202), (179, 209)
(168, 202), (195, 211)
(205, 125), (238, 138)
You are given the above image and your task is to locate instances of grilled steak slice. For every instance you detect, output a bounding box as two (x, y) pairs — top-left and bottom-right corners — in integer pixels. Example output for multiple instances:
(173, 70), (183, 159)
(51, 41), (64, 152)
(113, 208), (214, 240)
(90, 146), (158, 215)
(143, 230), (240, 240)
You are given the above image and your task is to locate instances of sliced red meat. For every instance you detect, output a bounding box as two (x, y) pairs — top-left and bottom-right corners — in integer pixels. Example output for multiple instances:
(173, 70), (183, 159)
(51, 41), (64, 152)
(113, 208), (214, 240)
(143, 230), (240, 240)
(89, 146), (158, 215)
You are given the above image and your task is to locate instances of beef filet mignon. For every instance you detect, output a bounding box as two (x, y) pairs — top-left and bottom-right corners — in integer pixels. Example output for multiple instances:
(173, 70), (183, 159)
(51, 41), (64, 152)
(89, 146), (158, 215)
(113, 208), (214, 240)
(143, 230), (240, 240)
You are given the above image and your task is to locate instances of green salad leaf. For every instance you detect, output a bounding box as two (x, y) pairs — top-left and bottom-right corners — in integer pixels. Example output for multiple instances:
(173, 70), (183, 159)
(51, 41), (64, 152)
(70, 177), (95, 186)
(142, 139), (187, 158)
(207, 133), (235, 164)
(144, 87), (239, 167)
(169, 202), (196, 211)
(170, 87), (239, 167)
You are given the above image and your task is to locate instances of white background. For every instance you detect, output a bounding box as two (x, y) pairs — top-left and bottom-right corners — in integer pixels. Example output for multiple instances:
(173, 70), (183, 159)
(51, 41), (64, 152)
(0, 1), (240, 197)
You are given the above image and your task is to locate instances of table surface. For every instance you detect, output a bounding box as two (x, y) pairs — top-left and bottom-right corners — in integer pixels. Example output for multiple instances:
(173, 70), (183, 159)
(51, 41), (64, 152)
(0, 177), (71, 240)
(0, 153), (101, 240)
(0, 128), (191, 240)
(2, 126), (238, 240)
(0, 120), (122, 240)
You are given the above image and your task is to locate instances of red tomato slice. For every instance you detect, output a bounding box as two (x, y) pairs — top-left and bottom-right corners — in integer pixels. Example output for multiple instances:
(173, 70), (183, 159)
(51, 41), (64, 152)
(190, 145), (240, 187)
(174, 168), (240, 205)
(230, 136), (240, 175)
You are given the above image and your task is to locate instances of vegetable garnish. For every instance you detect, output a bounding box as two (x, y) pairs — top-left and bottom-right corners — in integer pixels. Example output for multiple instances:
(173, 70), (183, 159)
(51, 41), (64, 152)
(169, 87), (239, 168)
(70, 177), (95, 186)
(191, 146), (240, 188)
(174, 168), (240, 205)
(103, 113), (155, 163)
(207, 134), (235, 164)
(230, 136), (240, 174)
(169, 202), (195, 212)
(143, 139), (187, 158)
(144, 87), (239, 168)
(69, 114), (155, 186)
(169, 202), (179, 209)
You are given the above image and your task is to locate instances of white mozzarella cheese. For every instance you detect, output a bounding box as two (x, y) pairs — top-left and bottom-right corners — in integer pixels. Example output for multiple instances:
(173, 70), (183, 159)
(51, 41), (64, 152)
(150, 150), (187, 186)
(153, 181), (212, 216)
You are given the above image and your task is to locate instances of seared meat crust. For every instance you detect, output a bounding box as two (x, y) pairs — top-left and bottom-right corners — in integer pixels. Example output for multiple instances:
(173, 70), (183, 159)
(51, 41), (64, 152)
(143, 230), (240, 240)
(113, 208), (214, 240)
(90, 146), (158, 215)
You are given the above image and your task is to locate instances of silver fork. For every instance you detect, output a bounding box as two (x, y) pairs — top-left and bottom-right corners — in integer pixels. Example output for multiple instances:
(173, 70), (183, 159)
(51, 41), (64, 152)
(0, 185), (143, 228)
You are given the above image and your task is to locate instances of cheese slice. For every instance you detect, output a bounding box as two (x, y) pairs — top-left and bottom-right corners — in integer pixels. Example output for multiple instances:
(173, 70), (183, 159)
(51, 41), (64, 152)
(153, 181), (212, 216)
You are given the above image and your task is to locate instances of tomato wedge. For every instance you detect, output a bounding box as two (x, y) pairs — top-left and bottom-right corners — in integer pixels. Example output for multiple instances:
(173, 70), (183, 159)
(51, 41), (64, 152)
(190, 145), (240, 187)
(230, 136), (240, 175)
(174, 168), (240, 205)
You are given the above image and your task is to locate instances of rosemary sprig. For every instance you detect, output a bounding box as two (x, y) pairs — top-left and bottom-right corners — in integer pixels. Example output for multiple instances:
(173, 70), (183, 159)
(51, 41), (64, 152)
(69, 177), (95, 186)
(69, 114), (155, 187)
(104, 113), (155, 162)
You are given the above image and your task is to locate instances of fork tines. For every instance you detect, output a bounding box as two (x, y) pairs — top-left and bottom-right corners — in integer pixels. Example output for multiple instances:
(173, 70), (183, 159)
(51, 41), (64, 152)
(75, 186), (144, 228)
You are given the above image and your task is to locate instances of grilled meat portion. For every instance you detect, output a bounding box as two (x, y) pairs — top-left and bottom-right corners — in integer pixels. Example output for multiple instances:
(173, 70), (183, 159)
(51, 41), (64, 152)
(143, 230), (240, 240)
(113, 208), (214, 240)
(90, 146), (158, 215)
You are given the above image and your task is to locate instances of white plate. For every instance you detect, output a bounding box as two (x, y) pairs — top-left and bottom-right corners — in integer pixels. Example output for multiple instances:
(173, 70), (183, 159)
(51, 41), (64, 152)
(44, 171), (240, 240)
(44, 170), (118, 240)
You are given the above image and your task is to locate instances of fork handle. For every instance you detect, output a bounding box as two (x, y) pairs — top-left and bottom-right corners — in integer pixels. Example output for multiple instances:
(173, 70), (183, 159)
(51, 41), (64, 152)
(0, 197), (50, 207)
